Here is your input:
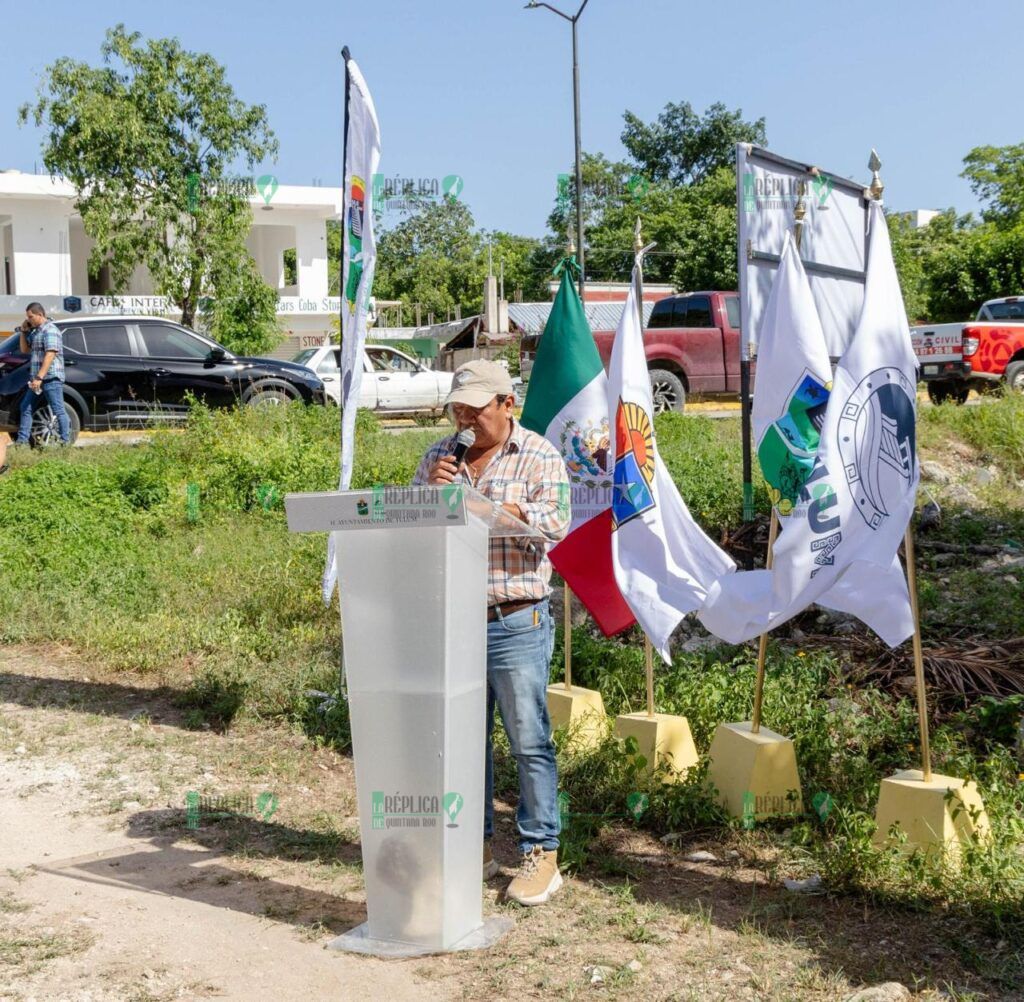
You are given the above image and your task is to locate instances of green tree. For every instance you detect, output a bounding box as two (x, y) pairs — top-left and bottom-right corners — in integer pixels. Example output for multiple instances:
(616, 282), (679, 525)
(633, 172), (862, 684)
(545, 102), (767, 289)
(925, 220), (1024, 321)
(20, 24), (281, 351)
(583, 166), (739, 289)
(200, 253), (282, 356)
(621, 100), (766, 186)
(372, 198), (481, 323)
(962, 143), (1024, 226)
(370, 199), (548, 323)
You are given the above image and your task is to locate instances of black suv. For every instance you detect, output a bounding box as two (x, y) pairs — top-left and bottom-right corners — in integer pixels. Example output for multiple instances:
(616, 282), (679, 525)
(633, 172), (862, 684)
(0, 316), (326, 444)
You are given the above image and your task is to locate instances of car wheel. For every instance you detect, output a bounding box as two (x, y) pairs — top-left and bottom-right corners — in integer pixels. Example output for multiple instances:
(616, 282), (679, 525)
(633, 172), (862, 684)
(244, 385), (297, 408)
(1005, 360), (1024, 394)
(649, 368), (686, 414)
(29, 399), (81, 447)
(927, 381), (967, 406)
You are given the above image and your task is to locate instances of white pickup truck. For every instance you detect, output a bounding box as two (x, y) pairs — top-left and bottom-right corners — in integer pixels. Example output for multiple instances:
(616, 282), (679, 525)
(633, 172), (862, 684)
(293, 344), (454, 416)
(910, 296), (1024, 404)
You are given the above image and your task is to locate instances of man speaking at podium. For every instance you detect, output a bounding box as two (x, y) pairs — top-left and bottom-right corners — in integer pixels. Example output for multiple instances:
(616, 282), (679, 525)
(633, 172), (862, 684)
(413, 360), (570, 906)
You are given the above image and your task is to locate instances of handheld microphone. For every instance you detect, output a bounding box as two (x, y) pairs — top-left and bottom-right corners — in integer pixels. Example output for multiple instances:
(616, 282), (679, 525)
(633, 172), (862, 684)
(451, 427), (475, 467)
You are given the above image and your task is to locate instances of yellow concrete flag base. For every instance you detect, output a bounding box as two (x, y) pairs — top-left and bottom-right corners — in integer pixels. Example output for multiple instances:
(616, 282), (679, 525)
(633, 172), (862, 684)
(614, 711), (698, 783)
(873, 769), (990, 856)
(706, 512), (804, 818)
(548, 584), (607, 751)
(869, 530), (990, 855)
(707, 722), (803, 820)
(612, 636), (697, 784)
(547, 684), (606, 750)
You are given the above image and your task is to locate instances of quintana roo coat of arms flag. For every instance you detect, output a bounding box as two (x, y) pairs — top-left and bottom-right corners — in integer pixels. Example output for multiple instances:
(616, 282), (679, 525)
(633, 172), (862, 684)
(520, 268), (636, 636)
(606, 264), (735, 662)
(323, 54), (381, 604)
(698, 204), (916, 647)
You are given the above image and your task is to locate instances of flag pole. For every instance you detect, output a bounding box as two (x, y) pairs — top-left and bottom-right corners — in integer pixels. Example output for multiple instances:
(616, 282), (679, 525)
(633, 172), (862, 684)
(863, 151), (933, 783)
(644, 635), (655, 718)
(902, 525), (932, 782)
(750, 195), (806, 734)
(563, 221), (576, 693)
(564, 581), (572, 690)
(633, 217), (659, 721)
(750, 509), (778, 733)
(339, 46), (352, 453)
(333, 46), (353, 696)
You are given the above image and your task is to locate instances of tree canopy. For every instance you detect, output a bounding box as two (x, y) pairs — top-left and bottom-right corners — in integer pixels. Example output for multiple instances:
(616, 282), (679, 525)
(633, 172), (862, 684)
(367, 198), (550, 324)
(545, 101), (764, 290)
(621, 100), (767, 187)
(21, 24), (281, 352)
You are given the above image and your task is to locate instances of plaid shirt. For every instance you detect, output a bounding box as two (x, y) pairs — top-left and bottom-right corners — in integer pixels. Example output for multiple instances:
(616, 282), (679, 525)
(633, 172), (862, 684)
(413, 419), (570, 606)
(28, 321), (65, 382)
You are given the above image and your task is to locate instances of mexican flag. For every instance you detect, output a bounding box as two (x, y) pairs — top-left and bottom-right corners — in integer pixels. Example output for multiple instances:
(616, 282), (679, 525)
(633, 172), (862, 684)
(520, 269), (636, 636)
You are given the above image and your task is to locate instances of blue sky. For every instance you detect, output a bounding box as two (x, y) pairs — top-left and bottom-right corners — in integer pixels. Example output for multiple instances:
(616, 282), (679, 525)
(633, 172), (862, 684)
(3, 0), (1019, 241)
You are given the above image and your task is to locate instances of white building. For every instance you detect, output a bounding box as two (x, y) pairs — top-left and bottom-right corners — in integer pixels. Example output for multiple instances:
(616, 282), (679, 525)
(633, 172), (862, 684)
(0, 169), (341, 355)
(905, 209), (941, 229)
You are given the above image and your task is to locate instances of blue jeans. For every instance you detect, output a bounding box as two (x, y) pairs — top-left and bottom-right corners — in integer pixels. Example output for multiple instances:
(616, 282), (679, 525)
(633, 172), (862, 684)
(17, 379), (70, 444)
(484, 597), (559, 853)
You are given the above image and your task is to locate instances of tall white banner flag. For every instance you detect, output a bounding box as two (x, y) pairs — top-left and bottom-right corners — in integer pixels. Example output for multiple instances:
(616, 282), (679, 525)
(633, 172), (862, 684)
(700, 201), (916, 646)
(323, 55), (382, 603)
(608, 265), (735, 661)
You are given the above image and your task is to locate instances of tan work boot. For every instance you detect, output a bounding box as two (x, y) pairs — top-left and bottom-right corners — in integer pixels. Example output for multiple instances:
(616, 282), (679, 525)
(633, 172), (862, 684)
(483, 841), (500, 879)
(506, 846), (562, 906)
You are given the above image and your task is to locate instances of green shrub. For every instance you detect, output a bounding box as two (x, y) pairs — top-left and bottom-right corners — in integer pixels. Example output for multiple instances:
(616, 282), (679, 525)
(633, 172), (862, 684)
(920, 390), (1024, 476)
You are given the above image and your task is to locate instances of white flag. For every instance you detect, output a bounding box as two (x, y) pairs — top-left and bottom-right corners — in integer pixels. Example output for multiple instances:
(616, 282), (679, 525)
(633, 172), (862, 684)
(323, 55), (381, 603)
(608, 265), (735, 661)
(700, 201), (916, 646)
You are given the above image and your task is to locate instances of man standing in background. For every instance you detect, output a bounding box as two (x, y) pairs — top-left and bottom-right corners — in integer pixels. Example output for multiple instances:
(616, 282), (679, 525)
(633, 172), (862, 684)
(15, 303), (70, 446)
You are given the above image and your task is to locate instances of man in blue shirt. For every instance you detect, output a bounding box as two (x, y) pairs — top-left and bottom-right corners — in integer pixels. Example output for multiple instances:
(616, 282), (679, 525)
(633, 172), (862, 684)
(15, 303), (70, 445)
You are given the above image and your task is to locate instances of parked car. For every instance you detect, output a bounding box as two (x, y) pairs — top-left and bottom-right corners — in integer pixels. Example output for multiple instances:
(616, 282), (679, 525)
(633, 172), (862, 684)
(911, 296), (1024, 404)
(520, 291), (743, 413)
(294, 344), (455, 415)
(0, 315), (326, 445)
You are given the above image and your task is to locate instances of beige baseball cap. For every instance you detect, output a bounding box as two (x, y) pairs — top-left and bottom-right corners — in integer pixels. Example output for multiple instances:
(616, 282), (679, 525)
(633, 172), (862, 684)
(445, 359), (514, 407)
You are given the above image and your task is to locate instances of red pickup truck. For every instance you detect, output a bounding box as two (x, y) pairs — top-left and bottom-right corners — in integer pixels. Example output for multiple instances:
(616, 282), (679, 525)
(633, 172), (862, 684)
(521, 290), (743, 413)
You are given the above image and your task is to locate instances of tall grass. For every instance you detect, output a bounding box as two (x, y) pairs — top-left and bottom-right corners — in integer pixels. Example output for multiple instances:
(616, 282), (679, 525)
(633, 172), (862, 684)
(920, 390), (1024, 476)
(1, 398), (1022, 942)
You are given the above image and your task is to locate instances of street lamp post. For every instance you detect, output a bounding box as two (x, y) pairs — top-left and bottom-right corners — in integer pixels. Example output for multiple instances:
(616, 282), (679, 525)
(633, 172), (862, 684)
(525, 0), (590, 302)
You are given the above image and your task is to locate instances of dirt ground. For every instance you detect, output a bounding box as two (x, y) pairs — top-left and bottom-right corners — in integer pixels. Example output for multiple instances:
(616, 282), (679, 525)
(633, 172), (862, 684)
(0, 646), (1015, 1002)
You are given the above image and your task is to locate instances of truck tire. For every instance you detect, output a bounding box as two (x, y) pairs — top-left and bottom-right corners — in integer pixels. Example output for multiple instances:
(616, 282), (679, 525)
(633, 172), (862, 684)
(1005, 360), (1024, 394)
(649, 369), (686, 413)
(926, 381), (968, 406)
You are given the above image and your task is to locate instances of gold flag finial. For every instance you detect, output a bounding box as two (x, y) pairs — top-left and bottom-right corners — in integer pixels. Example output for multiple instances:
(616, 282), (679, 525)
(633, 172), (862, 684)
(869, 149), (884, 201)
(793, 186), (807, 250)
(633, 216), (643, 255)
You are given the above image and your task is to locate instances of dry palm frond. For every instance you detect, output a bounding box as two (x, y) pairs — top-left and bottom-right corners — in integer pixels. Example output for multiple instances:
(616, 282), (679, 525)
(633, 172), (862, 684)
(819, 633), (1024, 709)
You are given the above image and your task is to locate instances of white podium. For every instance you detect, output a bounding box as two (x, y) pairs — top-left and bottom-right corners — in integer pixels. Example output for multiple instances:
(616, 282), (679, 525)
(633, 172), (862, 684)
(286, 484), (546, 955)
